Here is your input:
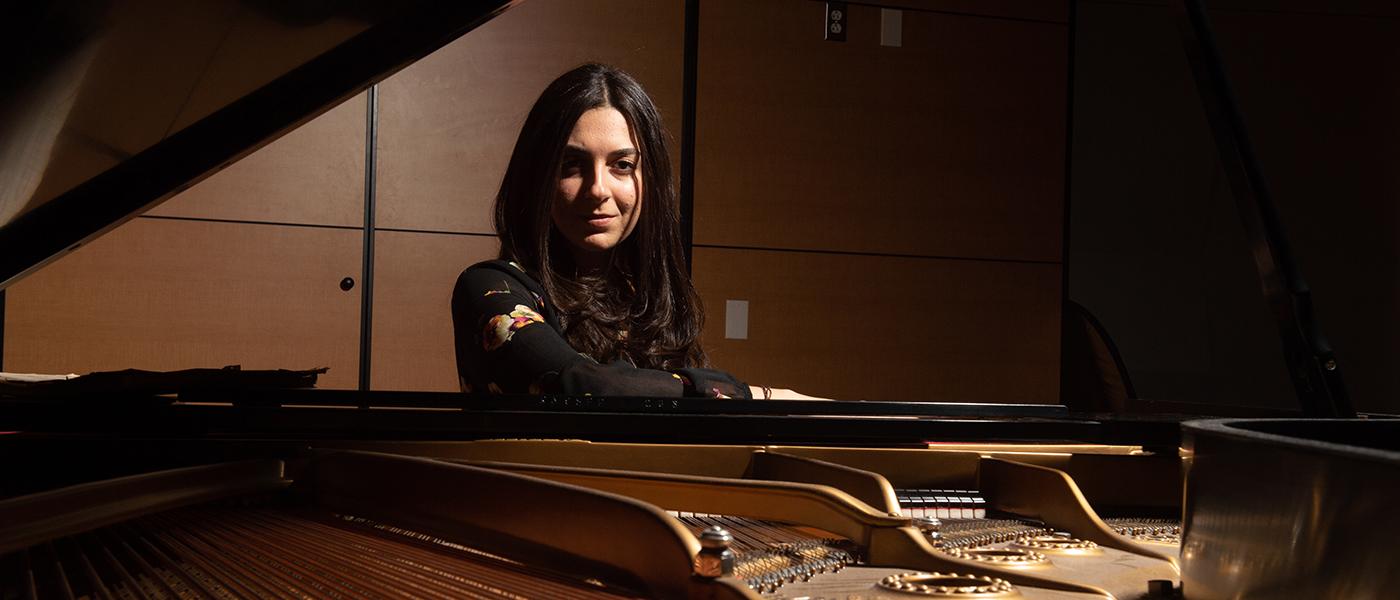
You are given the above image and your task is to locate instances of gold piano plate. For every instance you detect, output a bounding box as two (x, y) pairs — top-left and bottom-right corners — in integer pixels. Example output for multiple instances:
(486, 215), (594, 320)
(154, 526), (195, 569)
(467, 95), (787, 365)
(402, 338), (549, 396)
(1130, 532), (1182, 545)
(941, 547), (1050, 568)
(1009, 536), (1102, 556)
(877, 572), (1023, 597)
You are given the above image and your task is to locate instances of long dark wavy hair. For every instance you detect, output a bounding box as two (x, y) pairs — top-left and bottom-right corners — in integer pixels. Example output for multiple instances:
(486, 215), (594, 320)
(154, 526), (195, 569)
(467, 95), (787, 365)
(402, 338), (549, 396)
(494, 63), (706, 369)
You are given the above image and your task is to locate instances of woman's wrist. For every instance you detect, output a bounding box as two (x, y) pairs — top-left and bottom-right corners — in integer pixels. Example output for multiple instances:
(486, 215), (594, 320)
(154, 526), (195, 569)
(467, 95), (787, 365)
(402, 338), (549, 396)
(748, 385), (773, 400)
(749, 385), (831, 401)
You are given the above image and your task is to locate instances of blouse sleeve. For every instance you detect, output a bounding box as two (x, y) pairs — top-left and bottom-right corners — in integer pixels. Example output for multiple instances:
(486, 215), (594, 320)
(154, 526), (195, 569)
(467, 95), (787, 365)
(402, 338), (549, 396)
(451, 265), (751, 399)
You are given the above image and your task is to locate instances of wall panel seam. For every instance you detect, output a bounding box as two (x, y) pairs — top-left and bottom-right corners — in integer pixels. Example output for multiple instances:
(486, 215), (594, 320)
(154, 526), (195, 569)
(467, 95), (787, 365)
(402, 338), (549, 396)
(693, 243), (1063, 265)
(358, 85), (379, 394)
(680, 0), (699, 272)
(1061, 0), (1077, 403)
(375, 228), (497, 238)
(137, 214), (362, 231)
(0, 290), (5, 371)
(808, 0), (1071, 25)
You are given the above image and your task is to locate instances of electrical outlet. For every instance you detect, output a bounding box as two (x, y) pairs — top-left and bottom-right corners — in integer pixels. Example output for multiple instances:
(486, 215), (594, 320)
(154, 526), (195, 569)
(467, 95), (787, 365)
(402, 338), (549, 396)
(880, 8), (902, 47)
(825, 1), (847, 42)
(725, 300), (749, 340)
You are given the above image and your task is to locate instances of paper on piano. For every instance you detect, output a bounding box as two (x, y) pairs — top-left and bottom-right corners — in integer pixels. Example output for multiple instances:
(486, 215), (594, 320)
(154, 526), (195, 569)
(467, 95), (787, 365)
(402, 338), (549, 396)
(0, 372), (79, 383)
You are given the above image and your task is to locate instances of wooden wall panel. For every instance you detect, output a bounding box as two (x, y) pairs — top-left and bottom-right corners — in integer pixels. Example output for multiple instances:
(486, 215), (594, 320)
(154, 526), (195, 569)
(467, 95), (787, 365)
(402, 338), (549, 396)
(872, 0), (1068, 22)
(692, 247), (1061, 403)
(694, 0), (1067, 261)
(370, 232), (498, 391)
(146, 93), (366, 227)
(3, 219), (363, 389)
(374, 0), (685, 234)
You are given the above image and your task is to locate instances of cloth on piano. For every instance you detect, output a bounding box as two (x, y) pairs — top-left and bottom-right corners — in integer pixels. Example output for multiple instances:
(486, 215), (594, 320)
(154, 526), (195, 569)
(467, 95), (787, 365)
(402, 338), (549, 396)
(0, 365), (327, 400)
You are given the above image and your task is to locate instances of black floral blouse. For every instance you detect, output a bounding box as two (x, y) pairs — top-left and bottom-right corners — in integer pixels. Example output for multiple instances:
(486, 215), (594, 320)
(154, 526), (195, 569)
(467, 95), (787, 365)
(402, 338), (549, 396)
(451, 260), (752, 399)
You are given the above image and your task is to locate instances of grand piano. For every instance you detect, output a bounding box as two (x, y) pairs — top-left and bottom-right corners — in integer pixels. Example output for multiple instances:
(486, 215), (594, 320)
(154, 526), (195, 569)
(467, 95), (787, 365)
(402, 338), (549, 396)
(2, 1), (1395, 598)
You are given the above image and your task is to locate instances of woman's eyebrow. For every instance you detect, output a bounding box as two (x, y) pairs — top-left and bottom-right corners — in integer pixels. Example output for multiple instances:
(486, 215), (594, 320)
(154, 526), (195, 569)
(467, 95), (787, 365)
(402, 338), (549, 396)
(562, 145), (638, 159)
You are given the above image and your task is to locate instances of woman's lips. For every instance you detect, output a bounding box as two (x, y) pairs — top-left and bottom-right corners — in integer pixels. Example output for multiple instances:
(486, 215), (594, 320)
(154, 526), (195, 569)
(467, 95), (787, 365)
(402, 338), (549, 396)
(586, 215), (616, 227)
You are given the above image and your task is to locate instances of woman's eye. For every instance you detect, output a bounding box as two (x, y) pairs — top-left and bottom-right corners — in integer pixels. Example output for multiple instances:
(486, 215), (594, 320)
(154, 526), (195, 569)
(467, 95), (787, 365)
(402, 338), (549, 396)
(613, 160), (636, 172)
(560, 161), (581, 177)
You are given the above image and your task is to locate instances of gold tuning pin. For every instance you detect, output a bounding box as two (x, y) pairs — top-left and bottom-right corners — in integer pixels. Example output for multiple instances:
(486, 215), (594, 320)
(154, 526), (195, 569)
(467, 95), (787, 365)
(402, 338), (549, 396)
(694, 526), (735, 578)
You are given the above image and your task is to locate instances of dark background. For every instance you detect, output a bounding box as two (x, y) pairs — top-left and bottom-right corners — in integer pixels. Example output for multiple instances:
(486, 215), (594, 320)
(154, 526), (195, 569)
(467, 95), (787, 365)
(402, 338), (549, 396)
(1070, 0), (1399, 413)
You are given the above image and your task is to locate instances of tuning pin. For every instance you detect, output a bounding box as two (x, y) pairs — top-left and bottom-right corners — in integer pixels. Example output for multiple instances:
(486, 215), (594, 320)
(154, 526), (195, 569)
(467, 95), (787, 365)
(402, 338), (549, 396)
(914, 516), (943, 543)
(693, 527), (735, 578)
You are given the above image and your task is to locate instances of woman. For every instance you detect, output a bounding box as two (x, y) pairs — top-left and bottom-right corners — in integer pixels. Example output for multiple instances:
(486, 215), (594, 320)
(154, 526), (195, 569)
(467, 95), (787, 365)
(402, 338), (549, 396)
(452, 63), (787, 400)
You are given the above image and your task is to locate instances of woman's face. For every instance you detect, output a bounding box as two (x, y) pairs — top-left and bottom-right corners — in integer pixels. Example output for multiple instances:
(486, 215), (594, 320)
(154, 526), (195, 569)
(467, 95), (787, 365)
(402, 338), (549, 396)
(552, 107), (642, 267)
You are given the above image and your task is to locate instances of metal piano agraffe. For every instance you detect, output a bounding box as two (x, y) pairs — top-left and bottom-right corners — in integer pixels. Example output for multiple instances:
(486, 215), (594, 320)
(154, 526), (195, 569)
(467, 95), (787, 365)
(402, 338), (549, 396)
(1, 1), (1391, 599)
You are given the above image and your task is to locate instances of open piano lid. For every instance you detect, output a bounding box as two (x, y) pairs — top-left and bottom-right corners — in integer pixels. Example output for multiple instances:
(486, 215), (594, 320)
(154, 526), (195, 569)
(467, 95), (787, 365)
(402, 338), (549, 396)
(0, 0), (517, 291)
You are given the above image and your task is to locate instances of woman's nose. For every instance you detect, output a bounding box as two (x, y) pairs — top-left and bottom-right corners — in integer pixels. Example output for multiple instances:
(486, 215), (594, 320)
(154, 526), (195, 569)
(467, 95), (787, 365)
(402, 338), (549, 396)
(585, 164), (610, 201)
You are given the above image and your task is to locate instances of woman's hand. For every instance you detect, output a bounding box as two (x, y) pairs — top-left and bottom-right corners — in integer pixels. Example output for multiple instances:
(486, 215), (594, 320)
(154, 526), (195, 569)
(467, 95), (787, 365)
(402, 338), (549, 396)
(750, 385), (831, 401)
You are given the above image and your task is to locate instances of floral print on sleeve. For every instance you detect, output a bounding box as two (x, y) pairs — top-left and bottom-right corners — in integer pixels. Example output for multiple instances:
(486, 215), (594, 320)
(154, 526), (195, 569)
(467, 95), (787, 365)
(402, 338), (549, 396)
(482, 280), (512, 296)
(482, 304), (546, 351)
(454, 260), (752, 399)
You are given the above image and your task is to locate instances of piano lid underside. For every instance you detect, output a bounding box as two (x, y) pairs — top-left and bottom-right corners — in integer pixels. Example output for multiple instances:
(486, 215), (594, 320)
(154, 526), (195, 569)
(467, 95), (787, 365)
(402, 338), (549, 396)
(0, 0), (516, 290)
